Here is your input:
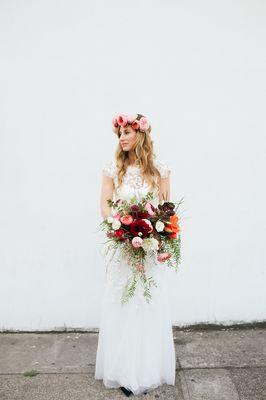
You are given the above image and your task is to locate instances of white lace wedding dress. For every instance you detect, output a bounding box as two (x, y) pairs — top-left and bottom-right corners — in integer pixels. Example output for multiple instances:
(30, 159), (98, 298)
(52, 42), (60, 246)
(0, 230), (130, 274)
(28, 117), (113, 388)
(94, 158), (176, 395)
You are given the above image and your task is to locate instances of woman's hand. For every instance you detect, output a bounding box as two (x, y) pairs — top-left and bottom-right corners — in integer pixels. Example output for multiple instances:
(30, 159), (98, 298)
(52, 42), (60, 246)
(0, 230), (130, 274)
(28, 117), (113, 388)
(159, 175), (170, 204)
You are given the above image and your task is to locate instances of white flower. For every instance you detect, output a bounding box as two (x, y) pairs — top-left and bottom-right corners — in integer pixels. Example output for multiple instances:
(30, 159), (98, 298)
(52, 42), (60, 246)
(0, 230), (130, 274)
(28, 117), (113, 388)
(141, 237), (159, 252)
(141, 239), (150, 251)
(155, 220), (165, 232)
(107, 216), (114, 223)
(112, 219), (121, 230)
(151, 237), (159, 251)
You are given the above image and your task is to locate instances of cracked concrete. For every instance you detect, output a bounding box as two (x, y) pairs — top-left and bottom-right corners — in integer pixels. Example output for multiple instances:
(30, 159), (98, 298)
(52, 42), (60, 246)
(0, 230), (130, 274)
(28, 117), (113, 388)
(0, 326), (265, 399)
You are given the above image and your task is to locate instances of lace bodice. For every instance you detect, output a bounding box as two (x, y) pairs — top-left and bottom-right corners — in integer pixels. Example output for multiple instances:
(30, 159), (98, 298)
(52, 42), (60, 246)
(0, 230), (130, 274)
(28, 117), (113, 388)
(102, 158), (171, 206)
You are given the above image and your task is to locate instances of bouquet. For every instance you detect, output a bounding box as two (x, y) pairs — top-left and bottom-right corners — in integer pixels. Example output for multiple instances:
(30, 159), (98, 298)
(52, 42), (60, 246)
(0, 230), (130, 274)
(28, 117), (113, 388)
(100, 192), (183, 305)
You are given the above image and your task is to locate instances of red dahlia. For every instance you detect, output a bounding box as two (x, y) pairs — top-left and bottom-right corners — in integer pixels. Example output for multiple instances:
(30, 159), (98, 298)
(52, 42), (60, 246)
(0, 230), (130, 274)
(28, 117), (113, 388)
(129, 219), (152, 238)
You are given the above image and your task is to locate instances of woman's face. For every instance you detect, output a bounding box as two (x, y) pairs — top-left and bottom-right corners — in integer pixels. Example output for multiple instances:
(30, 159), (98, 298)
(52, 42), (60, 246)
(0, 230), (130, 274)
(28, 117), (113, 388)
(118, 125), (137, 151)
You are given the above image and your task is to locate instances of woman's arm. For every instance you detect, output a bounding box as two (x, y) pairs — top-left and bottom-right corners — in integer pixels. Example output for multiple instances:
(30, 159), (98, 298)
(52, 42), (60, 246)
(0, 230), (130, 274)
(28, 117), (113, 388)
(100, 173), (114, 218)
(159, 175), (170, 204)
(155, 159), (171, 204)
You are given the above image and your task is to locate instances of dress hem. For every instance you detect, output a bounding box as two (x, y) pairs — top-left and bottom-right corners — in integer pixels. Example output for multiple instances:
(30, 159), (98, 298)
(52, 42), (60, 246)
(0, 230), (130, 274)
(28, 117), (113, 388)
(94, 374), (176, 395)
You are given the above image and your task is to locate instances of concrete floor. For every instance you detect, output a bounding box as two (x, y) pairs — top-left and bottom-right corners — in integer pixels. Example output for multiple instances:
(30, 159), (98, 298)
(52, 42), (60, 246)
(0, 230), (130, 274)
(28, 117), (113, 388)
(0, 326), (265, 399)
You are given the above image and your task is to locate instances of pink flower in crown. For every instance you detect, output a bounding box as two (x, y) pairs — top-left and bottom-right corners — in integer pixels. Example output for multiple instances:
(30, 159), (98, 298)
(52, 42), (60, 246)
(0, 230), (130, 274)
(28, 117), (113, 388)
(117, 114), (128, 127)
(127, 114), (138, 123)
(131, 120), (140, 131)
(112, 116), (119, 128)
(139, 117), (149, 132)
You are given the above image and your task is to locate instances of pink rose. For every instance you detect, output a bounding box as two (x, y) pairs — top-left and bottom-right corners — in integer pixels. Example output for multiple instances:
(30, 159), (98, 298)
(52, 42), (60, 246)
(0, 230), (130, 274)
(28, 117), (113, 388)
(157, 252), (171, 262)
(139, 117), (149, 131)
(120, 214), (133, 225)
(144, 202), (155, 216)
(132, 236), (143, 248)
(113, 213), (121, 220)
(117, 114), (128, 127)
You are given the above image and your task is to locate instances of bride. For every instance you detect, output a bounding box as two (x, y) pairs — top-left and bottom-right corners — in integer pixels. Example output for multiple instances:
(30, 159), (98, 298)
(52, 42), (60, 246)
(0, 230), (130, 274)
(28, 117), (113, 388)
(94, 113), (176, 396)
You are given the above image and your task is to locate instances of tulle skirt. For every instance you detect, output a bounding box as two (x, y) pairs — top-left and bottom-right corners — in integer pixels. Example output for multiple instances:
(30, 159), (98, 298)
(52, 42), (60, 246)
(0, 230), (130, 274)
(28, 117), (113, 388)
(94, 251), (176, 395)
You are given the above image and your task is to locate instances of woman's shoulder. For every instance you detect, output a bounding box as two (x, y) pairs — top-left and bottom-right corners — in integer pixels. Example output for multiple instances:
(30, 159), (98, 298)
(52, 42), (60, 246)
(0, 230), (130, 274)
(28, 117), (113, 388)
(102, 159), (116, 179)
(154, 157), (171, 179)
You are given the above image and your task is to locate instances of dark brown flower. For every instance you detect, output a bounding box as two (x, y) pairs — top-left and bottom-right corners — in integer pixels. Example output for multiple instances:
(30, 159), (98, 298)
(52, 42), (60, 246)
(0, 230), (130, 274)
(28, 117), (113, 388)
(158, 202), (175, 216)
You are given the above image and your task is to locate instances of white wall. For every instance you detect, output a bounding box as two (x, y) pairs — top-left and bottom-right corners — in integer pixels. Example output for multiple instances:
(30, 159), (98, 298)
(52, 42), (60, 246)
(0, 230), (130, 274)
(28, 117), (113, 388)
(0, 0), (265, 330)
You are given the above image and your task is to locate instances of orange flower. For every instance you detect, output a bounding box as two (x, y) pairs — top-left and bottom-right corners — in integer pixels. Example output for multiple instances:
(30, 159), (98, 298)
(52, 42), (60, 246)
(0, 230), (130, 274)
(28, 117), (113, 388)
(164, 214), (180, 235)
(169, 232), (178, 239)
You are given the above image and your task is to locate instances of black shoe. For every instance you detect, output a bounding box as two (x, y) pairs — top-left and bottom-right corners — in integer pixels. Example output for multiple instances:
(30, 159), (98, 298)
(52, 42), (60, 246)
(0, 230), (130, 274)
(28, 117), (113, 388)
(120, 386), (133, 397)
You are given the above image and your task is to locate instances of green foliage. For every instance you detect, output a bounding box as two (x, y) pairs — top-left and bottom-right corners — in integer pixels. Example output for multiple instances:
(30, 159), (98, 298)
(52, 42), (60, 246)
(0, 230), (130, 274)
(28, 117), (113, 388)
(121, 272), (138, 305)
(140, 273), (158, 303)
(121, 267), (158, 305)
(161, 234), (182, 271)
(106, 191), (155, 216)
(23, 369), (39, 377)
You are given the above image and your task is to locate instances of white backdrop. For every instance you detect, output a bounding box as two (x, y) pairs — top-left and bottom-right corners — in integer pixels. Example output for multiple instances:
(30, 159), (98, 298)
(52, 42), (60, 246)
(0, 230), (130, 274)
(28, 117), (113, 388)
(0, 0), (265, 330)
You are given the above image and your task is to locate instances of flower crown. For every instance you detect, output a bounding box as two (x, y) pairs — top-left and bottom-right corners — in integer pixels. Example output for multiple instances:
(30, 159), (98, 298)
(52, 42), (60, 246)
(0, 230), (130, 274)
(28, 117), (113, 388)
(112, 113), (151, 135)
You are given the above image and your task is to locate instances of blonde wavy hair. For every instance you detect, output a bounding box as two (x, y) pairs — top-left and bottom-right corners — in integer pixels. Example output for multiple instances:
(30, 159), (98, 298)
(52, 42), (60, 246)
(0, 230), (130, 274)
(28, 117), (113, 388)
(114, 113), (161, 191)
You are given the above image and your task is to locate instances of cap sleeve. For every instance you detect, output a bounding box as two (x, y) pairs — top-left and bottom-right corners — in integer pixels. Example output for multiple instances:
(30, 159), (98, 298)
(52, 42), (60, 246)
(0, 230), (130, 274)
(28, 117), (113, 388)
(102, 160), (116, 179)
(155, 159), (171, 179)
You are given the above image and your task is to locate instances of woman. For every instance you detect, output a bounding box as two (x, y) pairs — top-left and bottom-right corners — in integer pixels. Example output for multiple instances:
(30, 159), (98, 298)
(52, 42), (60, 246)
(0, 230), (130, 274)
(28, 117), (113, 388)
(94, 113), (176, 396)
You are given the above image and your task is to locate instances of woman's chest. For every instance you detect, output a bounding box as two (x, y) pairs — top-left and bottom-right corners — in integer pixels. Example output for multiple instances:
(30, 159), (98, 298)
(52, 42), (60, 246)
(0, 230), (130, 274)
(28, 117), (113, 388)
(113, 167), (158, 202)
